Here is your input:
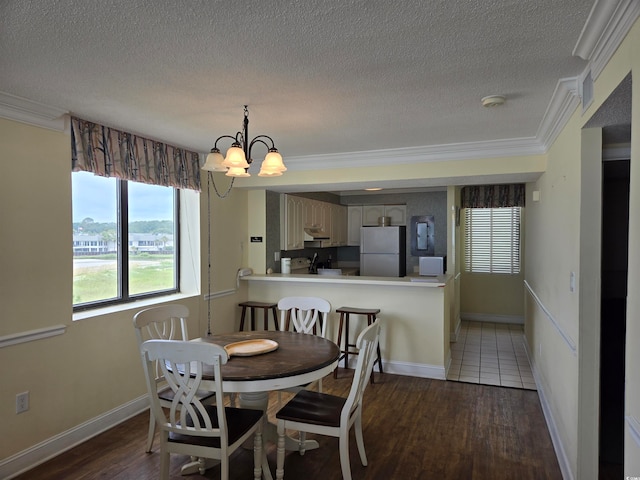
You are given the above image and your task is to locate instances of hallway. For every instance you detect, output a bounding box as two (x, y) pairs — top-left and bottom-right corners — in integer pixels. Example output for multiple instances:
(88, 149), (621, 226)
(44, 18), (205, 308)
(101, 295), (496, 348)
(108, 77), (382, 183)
(448, 321), (536, 390)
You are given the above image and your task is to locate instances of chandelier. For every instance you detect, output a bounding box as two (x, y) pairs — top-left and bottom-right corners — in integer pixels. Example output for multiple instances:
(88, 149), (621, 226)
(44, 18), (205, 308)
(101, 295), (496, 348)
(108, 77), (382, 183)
(202, 105), (286, 178)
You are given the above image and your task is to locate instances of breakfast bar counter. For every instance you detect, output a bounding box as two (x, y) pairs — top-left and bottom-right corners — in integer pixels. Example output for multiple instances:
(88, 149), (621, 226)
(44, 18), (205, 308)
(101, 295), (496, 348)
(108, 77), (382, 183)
(243, 272), (449, 286)
(241, 273), (453, 380)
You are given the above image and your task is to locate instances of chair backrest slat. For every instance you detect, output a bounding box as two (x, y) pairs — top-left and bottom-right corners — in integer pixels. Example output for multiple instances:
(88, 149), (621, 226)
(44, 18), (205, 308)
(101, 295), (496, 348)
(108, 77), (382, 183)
(278, 296), (331, 338)
(341, 320), (381, 424)
(133, 305), (190, 380)
(142, 339), (227, 438)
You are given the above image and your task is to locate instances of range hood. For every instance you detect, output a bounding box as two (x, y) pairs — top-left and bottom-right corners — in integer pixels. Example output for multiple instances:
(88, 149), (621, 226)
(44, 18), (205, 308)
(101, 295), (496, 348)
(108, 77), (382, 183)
(303, 227), (330, 240)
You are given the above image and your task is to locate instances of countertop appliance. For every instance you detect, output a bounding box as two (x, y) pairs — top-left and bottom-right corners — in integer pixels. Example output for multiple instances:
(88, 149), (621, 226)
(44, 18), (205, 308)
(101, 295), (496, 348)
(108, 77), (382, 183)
(419, 256), (446, 276)
(360, 226), (406, 277)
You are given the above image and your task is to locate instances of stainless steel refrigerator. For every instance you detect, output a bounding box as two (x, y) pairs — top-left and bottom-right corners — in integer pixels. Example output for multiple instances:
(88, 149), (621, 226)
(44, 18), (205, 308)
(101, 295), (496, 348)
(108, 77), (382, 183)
(360, 226), (406, 277)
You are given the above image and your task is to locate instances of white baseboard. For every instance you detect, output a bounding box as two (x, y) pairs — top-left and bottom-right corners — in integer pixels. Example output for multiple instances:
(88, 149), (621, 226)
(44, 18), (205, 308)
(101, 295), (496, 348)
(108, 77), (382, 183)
(382, 360), (447, 380)
(460, 312), (524, 325)
(626, 415), (640, 448)
(0, 395), (149, 480)
(451, 316), (462, 342)
(523, 341), (574, 480)
(339, 357), (447, 380)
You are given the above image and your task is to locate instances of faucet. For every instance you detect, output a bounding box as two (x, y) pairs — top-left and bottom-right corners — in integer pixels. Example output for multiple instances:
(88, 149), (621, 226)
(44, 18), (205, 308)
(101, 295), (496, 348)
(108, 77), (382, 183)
(308, 253), (318, 273)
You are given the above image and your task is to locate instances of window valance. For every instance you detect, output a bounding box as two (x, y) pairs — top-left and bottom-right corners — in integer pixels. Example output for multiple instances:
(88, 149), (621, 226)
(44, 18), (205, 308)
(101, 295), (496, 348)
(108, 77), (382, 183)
(71, 117), (201, 191)
(461, 184), (525, 209)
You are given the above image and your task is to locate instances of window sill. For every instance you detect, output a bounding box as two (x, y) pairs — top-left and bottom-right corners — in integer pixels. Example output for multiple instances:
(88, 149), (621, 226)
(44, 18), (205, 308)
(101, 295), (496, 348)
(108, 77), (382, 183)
(72, 292), (199, 322)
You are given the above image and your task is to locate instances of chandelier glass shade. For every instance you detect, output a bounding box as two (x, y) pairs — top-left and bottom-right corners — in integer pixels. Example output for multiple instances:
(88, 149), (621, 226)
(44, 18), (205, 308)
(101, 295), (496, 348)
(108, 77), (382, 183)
(202, 106), (286, 177)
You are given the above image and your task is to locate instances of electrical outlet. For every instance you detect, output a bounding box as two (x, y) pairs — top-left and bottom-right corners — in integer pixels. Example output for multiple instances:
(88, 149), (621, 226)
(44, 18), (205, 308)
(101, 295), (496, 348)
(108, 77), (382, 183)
(569, 271), (575, 292)
(274, 251), (280, 262)
(16, 391), (29, 414)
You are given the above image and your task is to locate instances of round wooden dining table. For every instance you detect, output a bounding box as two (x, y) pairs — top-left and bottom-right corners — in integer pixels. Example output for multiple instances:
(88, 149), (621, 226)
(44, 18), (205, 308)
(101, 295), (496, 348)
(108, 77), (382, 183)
(179, 330), (340, 476)
(195, 330), (340, 398)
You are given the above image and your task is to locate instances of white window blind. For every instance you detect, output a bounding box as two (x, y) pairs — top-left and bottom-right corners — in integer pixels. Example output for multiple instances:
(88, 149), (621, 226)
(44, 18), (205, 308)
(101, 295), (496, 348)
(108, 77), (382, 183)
(464, 207), (521, 274)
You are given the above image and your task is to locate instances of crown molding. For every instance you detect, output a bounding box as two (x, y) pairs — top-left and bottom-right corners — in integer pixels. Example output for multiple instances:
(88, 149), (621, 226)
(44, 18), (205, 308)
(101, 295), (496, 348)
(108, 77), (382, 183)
(0, 91), (67, 131)
(537, 77), (581, 151)
(284, 136), (544, 172)
(573, 0), (640, 79)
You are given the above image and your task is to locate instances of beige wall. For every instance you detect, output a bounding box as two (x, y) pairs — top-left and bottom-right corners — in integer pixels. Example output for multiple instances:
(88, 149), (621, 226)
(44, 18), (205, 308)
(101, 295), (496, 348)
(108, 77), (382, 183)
(460, 272), (525, 319)
(0, 119), (250, 467)
(246, 278), (451, 371)
(446, 186), (462, 337)
(525, 18), (640, 479)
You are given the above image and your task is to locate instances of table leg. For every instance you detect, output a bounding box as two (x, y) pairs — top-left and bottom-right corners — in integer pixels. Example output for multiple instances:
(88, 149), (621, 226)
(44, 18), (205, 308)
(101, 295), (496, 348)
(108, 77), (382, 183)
(239, 392), (320, 452)
(180, 457), (218, 476)
(181, 391), (317, 476)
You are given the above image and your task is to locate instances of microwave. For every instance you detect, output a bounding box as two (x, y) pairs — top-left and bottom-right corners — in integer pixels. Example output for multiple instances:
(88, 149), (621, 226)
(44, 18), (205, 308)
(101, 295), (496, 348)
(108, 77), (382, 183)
(419, 256), (446, 276)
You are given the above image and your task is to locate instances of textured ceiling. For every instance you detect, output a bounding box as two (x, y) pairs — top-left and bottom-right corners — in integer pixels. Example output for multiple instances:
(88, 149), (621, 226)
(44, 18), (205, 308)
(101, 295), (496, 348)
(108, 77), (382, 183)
(0, 0), (597, 183)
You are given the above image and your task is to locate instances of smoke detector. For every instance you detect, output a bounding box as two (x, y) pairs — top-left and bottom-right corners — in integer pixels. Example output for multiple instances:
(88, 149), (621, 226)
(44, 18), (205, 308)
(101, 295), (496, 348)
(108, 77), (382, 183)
(481, 95), (506, 107)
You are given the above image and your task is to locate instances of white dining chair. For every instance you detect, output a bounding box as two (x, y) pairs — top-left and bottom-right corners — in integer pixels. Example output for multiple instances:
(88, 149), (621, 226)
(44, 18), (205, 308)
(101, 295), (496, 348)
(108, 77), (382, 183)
(276, 296), (332, 452)
(278, 296), (330, 339)
(275, 320), (381, 480)
(133, 304), (215, 453)
(140, 339), (268, 480)
(277, 296), (331, 393)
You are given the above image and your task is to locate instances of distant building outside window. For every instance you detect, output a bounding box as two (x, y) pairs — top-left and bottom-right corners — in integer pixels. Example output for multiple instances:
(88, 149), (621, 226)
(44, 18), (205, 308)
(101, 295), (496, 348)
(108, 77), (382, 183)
(463, 207), (521, 274)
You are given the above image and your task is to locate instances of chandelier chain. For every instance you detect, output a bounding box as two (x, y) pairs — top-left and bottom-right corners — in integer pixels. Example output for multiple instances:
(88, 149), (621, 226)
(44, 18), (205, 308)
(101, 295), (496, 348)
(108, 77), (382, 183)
(209, 171), (235, 198)
(206, 172), (212, 335)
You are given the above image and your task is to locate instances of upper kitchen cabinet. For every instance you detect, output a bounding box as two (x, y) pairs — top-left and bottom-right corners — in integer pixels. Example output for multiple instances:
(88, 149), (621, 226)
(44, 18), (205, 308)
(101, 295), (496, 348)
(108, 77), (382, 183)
(347, 206), (363, 245)
(362, 204), (407, 226)
(362, 205), (385, 225)
(329, 204), (347, 246)
(281, 194), (304, 250)
(302, 197), (326, 231)
(281, 195), (346, 249)
(385, 205), (407, 225)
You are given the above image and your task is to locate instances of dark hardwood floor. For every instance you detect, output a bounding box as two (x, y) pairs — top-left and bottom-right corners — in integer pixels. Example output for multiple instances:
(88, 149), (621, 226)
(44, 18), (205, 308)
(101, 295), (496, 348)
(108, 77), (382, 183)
(13, 371), (562, 479)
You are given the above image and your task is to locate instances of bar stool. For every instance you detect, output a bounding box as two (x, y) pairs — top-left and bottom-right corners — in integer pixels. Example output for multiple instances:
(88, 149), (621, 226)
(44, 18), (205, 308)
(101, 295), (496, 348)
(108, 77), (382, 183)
(333, 306), (383, 383)
(238, 301), (278, 331)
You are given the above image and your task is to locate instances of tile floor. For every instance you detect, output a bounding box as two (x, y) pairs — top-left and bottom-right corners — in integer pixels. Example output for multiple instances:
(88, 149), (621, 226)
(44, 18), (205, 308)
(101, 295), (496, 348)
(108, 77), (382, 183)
(447, 321), (536, 390)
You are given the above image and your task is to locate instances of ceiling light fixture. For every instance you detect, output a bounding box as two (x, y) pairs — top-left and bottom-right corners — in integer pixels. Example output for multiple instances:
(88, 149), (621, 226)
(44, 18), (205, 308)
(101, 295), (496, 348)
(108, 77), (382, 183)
(365, 187), (383, 191)
(481, 95), (506, 107)
(202, 105), (287, 198)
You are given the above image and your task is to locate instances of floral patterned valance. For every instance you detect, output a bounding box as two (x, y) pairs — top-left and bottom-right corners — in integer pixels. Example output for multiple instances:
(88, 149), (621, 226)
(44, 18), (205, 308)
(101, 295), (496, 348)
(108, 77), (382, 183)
(461, 184), (525, 208)
(71, 117), (201, 191)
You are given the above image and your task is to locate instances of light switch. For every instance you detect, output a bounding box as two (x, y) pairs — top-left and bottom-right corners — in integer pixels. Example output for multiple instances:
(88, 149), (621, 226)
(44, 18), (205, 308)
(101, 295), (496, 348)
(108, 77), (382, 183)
(570, 271), (575, 292)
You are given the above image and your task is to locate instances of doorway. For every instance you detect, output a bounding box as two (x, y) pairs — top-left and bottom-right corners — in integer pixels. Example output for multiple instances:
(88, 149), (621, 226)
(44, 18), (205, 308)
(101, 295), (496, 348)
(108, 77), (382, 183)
(583, 73), (632, 478)
(600, 158), (629, 477)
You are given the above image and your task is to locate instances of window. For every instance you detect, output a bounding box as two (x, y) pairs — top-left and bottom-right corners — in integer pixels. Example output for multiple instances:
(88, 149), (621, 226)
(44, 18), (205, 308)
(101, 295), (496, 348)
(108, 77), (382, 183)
(72, 171), (179, 309)
(464, 207), (521, 274)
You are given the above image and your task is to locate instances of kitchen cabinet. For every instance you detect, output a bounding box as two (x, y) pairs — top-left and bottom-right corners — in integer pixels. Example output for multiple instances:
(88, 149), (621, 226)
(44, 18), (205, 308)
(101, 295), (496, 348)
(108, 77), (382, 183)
(362, 204), (406, 226)
(281, 194), (304, 250)
(385, 204), (407, 226)
(302, 198), (316, 228)
(362, 205), (386, 226)
(302, 197), (327, 230)
(283, 195), (346, 248)
(330, 204), (347, 246)
(319, 202), (331, 233)
(347, 206), (363, 245)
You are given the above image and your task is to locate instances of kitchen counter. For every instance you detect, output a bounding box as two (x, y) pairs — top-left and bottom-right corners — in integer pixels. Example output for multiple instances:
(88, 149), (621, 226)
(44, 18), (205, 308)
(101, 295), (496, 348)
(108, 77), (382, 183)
(242, 272), (450, 287)
(242, 272), (453, 380)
